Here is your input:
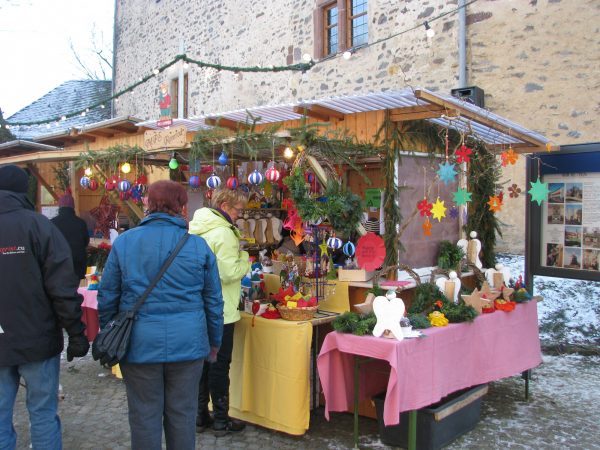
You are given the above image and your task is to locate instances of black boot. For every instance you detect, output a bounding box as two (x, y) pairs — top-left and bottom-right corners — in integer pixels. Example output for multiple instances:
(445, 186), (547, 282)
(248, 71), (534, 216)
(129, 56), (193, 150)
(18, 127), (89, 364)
(196, 369), (213, 433)
(212, 396), (246, 437)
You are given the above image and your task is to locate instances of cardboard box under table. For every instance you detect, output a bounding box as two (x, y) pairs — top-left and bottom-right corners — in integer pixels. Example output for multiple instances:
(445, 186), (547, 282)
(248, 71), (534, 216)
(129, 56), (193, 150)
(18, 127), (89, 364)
(317, 301), (542, 450)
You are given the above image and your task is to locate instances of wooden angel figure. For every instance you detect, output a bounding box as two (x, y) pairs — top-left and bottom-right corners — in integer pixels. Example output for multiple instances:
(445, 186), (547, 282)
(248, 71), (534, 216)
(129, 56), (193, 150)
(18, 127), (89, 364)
(435, 271), (462, 304)
(372, 291), (406, 341)
(485, 263), (512, 289)
(457, 231), (482, 269)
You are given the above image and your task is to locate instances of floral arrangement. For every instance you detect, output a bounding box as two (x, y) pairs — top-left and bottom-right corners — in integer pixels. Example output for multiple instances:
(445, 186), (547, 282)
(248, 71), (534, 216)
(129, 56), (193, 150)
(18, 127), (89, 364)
(86, 242), (112, 273)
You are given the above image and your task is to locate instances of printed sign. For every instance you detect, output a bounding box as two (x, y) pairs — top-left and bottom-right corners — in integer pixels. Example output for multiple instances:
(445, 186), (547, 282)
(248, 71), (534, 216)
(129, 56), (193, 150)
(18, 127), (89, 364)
(158, 82), (172, 127)
(365, 188), (382, 208)
(143, 126), (187, 150)
(541, 173), (600, 272)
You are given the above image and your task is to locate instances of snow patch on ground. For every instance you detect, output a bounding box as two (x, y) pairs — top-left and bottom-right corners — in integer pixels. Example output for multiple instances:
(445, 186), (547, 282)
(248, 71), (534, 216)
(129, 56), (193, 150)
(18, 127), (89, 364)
(497, 253), (600, 346)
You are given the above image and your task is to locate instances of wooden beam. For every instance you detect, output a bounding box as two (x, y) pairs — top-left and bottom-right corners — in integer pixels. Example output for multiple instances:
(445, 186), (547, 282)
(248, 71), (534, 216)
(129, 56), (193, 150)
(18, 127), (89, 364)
(414, 89), (547, 150)
(293, 106), (330, 122)
(390, 107), (458, 121)
(26, 163), (59, 201)
(83, 129), (115, 138)
(205, 117), (249, 131)
(306, 104), (345, 120)
(486, 142), (560, 154)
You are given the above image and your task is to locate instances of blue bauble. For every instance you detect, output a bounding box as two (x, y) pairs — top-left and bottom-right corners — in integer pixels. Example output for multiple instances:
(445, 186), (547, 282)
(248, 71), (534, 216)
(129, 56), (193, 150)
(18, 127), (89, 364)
(79, 176), (91, 189)
(342, 241), (356, 257)
(189, 175), (200, 188)
(248, 169), (264, 185)
(327, 236), (343, 250)
(118, 179), (131, 192)
(218, 151), (229, 165)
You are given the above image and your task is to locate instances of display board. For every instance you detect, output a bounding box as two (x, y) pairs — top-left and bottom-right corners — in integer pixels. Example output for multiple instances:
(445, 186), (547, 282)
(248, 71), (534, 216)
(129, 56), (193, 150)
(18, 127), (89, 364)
(526, 143), (600, 283)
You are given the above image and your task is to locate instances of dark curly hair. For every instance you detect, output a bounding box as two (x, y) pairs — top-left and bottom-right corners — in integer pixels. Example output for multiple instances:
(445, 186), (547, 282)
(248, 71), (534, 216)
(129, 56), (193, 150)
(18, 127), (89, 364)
(146, 180), (187, 216)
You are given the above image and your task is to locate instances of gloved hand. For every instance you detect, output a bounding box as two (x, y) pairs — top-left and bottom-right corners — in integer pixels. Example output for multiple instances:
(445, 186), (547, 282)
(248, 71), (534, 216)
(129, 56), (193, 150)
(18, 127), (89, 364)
(67, 333), (90, 362)
(208, 346), (219, 363)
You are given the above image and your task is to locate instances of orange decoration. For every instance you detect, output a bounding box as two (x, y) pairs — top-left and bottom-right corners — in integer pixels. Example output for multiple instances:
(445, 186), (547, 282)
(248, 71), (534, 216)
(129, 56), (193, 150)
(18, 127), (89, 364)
(501, 148), (518, 167)
(495, 299), (517, 312)
(422, 217), (432, 236)
(487, 195), (503, 213)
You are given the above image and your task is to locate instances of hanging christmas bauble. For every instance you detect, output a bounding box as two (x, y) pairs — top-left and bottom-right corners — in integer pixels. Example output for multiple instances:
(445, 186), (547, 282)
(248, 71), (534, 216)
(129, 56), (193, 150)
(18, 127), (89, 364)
(104, 180), (115, 191)
(121, 162), (131, 174)
(79, 176), (91, 189)
(118, 179), (131, 192)
(205, 189), (213, 200)
(305, 172), (315, 183)
(327, 236), (343, 250)
(248, 169), (264, 185)
(169, 158), (179, 170)
(189, 175), (200, 188)
(265, 166), (281, 182)
(206, 174), (221, 189)
(88, 179), (99, 191)
(136, 175), (148, 185)
(119, 191), (131, 201)
(130, 185), (143, 201)
(342, 241), (356, 257)
(226, 176), (239, 190)
(218, 151), (229, 165)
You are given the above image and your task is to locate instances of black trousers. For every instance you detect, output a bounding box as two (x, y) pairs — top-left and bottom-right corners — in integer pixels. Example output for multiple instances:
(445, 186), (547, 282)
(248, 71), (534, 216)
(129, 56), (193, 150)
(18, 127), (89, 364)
(198, 322), (235, 424)
(121, 358), (204, 450)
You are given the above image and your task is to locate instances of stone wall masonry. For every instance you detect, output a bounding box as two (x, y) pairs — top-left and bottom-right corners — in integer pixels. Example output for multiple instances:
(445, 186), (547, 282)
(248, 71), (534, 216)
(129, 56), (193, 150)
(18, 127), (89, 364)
(113, 0), (600, 254)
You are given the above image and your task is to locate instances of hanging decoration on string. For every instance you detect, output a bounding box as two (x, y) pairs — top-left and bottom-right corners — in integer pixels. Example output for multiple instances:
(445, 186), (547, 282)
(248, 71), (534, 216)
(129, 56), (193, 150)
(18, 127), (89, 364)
(448, 205), (460, 219)
(431, 197), (447, 222)
(218, 149), (229, 165)
(501, 147), (519, 167)
(528, 178), (549, 205)
(487, 194), (503, 213)
(452, 187), (472, 206)
(508, 183), (522, 198)
(422, 216), (432, 236)
(455, 144), (473, 164)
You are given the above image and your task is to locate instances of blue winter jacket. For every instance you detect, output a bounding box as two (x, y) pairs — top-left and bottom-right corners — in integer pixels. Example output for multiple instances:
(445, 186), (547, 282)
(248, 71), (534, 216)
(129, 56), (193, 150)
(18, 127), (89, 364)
(98, 213), (223, 363)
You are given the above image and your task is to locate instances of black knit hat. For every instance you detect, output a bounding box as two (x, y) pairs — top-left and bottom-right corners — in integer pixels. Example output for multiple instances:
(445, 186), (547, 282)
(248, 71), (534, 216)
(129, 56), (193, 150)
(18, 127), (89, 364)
(0, 165), (29, 193)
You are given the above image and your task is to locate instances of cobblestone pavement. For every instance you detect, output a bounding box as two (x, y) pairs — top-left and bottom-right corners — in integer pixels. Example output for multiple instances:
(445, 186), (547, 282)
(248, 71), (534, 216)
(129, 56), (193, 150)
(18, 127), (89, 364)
(12, 352), (600, 449)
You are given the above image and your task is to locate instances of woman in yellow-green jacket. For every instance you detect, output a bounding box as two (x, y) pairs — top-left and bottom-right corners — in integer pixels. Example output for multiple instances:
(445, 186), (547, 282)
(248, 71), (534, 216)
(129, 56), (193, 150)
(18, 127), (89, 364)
(188, 189), (251, 436)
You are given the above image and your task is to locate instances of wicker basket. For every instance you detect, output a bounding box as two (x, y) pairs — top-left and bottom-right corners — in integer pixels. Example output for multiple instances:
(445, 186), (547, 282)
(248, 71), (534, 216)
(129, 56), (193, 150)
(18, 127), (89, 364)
(276, 304), (318, 321)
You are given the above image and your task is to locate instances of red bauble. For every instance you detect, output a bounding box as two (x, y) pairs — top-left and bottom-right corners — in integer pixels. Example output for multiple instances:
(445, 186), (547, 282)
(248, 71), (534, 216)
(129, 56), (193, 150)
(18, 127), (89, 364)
(136, 175), (148, 184)
(265, 166), (281, 182)
(226, 176), (239, 190)
(88, 179), (99, 191)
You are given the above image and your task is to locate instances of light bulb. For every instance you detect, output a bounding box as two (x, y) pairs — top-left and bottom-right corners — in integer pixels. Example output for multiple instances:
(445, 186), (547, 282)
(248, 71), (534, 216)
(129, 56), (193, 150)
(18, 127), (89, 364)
(153, 68), (160, 75)
(183, 62), (190, 69)
(121, 162), (131, 174)
(342, 51), (352, 60)
(169, 157), (179, 170)
(100, 104), (105, 109)
(81, 111), (86, 117)
(424, 21), (435, 38)
(283, 146), (294, 159)
(84, 167), (93, 176)
(302, 53), (312, 62)
(61, 116), (66, 121)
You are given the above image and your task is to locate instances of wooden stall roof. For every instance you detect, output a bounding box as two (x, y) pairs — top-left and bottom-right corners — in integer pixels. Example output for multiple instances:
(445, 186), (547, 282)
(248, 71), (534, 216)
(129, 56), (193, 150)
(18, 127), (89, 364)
(34, 116), (143, 147)
(137, 88), (554, 153)
(0, 140), (62, 158)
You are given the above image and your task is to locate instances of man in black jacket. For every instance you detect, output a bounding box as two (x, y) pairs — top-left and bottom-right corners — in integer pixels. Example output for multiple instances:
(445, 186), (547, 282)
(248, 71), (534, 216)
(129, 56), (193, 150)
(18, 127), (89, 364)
(52, 192), (90, 280)
(0, 165), (90, 450)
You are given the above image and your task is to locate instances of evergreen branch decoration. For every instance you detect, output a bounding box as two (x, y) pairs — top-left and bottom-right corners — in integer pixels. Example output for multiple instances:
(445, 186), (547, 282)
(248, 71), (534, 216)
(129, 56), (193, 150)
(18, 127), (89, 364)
(437, 240), (465, 270)
(52, 162), (71, 192)
(332, 311), (377, 336)
(75, 145), (146, 173)
(465, 142), (502, 268)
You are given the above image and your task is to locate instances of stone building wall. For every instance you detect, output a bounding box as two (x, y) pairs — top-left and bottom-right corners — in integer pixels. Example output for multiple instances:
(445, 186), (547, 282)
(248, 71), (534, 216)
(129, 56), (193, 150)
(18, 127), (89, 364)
(113, 0), (600, 254)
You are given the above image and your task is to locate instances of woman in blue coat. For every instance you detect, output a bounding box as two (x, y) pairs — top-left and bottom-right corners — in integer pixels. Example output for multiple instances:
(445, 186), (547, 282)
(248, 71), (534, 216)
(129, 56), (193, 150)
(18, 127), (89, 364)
(98, 180), (223, 450)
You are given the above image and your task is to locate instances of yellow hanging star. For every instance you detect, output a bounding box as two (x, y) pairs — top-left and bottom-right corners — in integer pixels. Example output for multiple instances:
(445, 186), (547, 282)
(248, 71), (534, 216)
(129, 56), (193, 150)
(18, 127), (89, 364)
(431, 197), (447, 222)
(487, 195), (503, 213)
(318, 241), (329, 257)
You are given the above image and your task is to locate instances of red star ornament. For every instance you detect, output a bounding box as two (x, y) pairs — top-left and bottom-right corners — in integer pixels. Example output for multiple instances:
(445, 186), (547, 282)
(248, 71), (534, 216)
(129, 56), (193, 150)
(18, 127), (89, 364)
(422, 217), (432, 236)
(455, 145), (473, 164)
(487, 194), (503, 213)
(417, 198), (433, 216)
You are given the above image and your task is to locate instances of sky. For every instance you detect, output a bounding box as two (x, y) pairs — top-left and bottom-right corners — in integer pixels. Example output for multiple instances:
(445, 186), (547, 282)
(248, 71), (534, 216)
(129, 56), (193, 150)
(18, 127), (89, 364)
(0, 0), (114, 118)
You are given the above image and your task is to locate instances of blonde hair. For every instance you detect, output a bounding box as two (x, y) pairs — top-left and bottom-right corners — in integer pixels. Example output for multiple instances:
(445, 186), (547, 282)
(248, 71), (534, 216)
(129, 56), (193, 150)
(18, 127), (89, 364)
(211, 189), (248, 209)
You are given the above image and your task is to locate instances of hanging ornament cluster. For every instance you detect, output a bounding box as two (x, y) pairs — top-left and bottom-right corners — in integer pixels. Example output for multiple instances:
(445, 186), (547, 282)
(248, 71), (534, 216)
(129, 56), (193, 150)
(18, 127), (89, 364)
(80, 176), (99, 191)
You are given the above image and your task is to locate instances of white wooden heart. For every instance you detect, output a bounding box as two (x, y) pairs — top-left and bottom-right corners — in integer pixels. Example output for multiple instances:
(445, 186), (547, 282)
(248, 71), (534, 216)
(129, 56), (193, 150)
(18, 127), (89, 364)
(372, 295), (405, 341)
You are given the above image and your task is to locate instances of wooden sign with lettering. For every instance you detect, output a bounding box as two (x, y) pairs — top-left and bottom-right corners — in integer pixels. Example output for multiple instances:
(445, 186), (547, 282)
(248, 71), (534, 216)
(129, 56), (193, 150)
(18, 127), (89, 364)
(143, 126), (187, 150)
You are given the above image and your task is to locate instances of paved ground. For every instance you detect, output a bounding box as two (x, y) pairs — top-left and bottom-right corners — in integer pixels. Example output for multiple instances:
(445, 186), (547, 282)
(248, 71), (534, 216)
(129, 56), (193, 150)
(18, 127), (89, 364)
(12, 351), (600, 450)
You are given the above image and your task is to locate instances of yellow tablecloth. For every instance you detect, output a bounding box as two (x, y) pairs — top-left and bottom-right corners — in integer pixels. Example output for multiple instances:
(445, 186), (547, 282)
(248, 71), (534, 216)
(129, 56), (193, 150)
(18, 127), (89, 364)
(229, 313), (313, 435)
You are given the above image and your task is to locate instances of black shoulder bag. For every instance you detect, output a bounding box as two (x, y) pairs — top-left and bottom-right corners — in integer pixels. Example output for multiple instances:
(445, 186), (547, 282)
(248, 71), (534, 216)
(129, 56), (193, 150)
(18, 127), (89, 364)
(92, 233), (190, 366)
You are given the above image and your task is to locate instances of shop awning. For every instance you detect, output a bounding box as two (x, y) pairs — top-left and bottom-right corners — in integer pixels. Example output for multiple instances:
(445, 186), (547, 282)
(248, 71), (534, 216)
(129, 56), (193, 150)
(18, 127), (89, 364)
(137, 88), (553, 153)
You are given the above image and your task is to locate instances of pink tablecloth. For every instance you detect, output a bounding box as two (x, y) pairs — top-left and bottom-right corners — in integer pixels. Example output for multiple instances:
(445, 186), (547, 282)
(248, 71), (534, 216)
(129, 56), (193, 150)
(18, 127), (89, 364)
(78, 288), (99, 342)
(317, 300), (542, 426)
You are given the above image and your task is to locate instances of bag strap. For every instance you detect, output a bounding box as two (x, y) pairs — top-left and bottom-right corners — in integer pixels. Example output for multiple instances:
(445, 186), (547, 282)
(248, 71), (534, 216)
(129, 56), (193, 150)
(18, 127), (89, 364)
(130, 233), (190, 315)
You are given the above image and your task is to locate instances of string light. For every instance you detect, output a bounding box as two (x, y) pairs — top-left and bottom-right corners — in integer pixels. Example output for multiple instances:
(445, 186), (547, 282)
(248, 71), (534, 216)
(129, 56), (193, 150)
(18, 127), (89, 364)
(121, 162), (131, 174)
(283, 146), (294, 159)
(424, 21), (435, 38)
(5, 1), (476, 128)
(84, 167), (93, 176)
(302, 53), (313, 62)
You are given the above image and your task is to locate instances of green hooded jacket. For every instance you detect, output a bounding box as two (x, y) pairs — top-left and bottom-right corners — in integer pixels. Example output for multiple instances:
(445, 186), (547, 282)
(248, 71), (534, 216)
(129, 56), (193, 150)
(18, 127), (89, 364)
(189, 208), (251, 324)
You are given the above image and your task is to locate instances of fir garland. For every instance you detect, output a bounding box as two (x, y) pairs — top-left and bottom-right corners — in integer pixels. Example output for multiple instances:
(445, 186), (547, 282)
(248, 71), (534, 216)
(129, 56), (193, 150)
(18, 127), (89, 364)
(465, 142), (502, 268)
(332, 311), (377, 336)
(75, 145), (147, 173)
(437, 240), (465, 271)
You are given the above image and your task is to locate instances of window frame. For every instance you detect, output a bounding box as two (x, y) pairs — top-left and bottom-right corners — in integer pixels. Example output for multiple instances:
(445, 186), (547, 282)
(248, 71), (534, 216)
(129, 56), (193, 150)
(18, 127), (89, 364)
(346, 0), (368, 49)
(170, 73), (188, 119)
(314, 0), (368, 60)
